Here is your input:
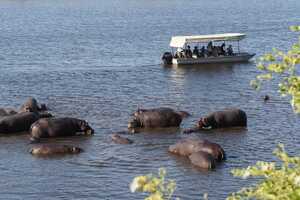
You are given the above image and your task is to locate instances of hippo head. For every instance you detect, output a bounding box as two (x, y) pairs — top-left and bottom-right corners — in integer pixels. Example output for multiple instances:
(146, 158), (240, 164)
(79, 120), (94, 135)
(197, 118), (204, 128)
(128, 117), (141, 129)
(23, 105), (33, 112)
(197, 118), (212, 130)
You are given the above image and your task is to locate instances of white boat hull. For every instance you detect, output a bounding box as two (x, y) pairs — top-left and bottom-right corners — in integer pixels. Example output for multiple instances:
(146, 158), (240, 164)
(172, 53), (255, 65)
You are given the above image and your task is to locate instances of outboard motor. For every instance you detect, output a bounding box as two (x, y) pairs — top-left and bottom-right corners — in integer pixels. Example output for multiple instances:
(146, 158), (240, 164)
(161, 52), (173, 65)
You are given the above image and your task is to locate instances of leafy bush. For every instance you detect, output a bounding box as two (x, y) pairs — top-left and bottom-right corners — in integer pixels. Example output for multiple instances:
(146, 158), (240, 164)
(229, 27), (300, 200)
(227, 144), (300, 200)
(130, 168), (177, 200)
(251, 26), (300, 113)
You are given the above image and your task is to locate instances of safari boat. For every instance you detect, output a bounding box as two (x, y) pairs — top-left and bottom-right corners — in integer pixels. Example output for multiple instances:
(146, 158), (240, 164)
(162, 33), (255, 65)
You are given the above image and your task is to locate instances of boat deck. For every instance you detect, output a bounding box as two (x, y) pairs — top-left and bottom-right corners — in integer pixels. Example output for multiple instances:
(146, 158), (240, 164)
(172, 53), (255, 65)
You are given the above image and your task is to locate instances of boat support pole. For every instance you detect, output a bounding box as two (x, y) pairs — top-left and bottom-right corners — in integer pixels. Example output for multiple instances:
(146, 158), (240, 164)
(238, 41), (240, 53)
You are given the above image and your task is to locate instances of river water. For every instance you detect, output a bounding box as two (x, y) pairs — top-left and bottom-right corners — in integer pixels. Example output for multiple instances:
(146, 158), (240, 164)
(0, 0), (300, 199)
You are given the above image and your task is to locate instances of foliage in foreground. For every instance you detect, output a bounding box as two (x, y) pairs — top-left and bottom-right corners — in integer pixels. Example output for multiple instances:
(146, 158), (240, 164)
(251, 26), (300, 113)
(130, 168), (177, 200)
(227, 144), (300, 200)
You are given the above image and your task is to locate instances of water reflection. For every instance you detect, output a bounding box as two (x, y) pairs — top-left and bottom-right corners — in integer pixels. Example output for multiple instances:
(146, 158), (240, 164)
(169, 62), (236, 73)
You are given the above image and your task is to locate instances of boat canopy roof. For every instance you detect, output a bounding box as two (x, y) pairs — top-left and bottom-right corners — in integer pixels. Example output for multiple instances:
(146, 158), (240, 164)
(169, 33), (246, 48)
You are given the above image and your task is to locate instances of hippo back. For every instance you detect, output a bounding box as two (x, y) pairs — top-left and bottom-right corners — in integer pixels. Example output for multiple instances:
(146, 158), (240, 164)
(0, 108), (18, 117)
(0, 112), (40, 133)
(197, 140), (226, 161)
(44, 118), (83, 137)
(169, 138), (206, 156)
(137, 108), (182, 128)
(30, 118), (51, 139)
(169, 138), (225, 161)
(30, 145), (83, 156)
(189, 151), (216, 169)
(206, 109), (247, 128)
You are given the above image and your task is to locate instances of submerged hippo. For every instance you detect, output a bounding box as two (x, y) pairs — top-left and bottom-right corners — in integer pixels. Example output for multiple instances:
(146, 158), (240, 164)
(183, 108), (247, 133)
(169, 138), (225, 169)
(0, 112), (52, 134)
(128, 107), (189, 129)
(168, 138), (225, 161)
(30, 145), (83, 156)
(0, 108), (18, 117)
(30, 117), (94, 141)
(263, 95), (270, 102)
(189, 151), (216, 169)
(111, 134), (133, 144)
(19, 97), (48, 113)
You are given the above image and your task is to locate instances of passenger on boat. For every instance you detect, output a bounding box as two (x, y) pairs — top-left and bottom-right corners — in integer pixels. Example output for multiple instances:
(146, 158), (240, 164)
(200, 46), (206, 57)
(212, 46), (219, 57)
(214, 46), (222, 56)
(185, 45), (192, 58)
(220, 43), (226, 55)
(175, 48), (184, 58)
(193, 46), (199, 58)
(227, 45), (233, 56)
(174, 53), (178, 58)
(207, 42), (213, 56)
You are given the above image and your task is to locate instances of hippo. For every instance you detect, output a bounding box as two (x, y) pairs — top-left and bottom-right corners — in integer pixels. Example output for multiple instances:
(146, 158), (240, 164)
(128, 107), (188, 129)
(19, 97), (48, 113)
(0, 108), (18, 117)
(30, 117), (94, 141)
(168, 138), (225, 161)
(183, 108), (247, 134)
(169, 138), (225, 170)
(111, 134), (133, 144)
(0, 112), (52, 134)
(30, 145), (83, 156)
(189, 151), (216, 169)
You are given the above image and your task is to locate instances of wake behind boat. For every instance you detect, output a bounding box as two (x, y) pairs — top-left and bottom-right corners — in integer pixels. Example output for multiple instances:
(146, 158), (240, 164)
(162, 33), (255, 65)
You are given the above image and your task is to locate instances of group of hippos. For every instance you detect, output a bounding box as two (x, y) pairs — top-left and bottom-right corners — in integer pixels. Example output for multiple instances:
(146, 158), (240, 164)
(0, 98), (94, 155)
(128, 107), (246, 169)
(0, 98), (247, 170)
